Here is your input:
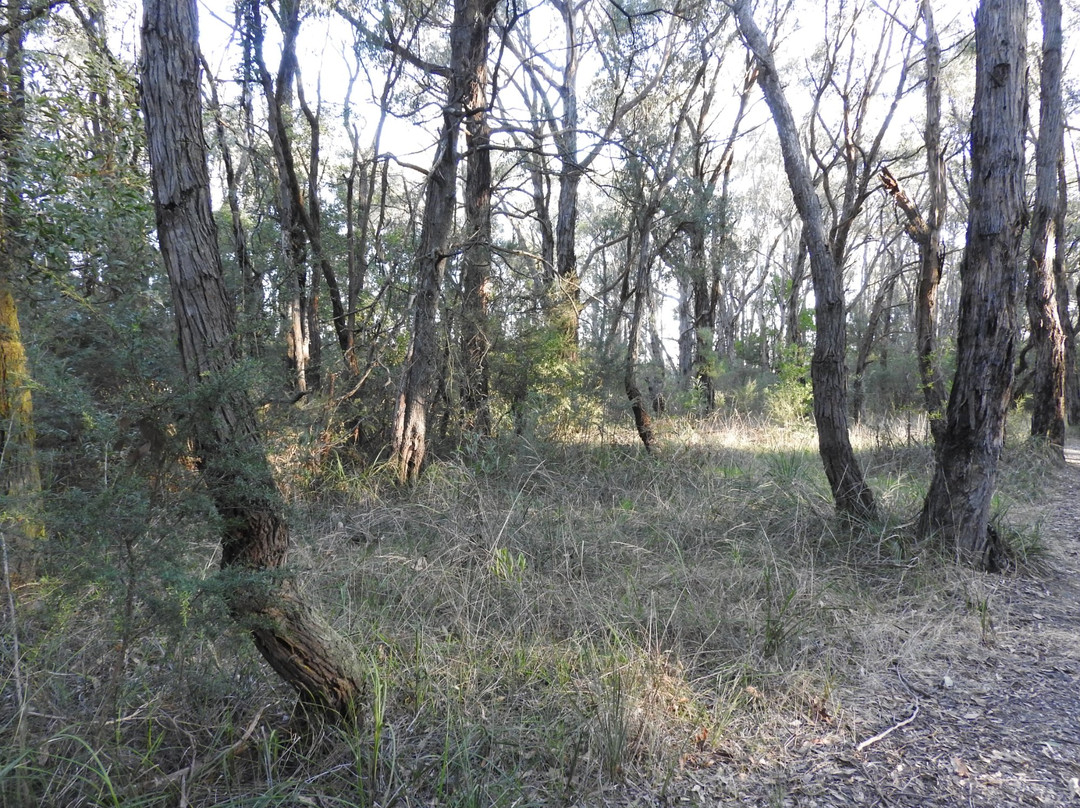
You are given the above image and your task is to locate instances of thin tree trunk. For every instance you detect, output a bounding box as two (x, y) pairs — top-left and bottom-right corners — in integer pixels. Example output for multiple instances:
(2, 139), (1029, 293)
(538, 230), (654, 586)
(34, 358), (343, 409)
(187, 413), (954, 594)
(734, 0), (875, 520)
(202, 55), (261, 347)
(881, 0), (949, 444)
(625, 209), (657, 452)
(141, 0), (363, 719)
(920, 0), (1026, 571)
(0, 1), (42, 580)
(1053, 155), (1080, 423)
(394, 0), (494, 481)
(1026, 0), (1066, 450)
(852, 271), (896, 425)
(460, 0), (497, 437)
(250, 0), (313, 391)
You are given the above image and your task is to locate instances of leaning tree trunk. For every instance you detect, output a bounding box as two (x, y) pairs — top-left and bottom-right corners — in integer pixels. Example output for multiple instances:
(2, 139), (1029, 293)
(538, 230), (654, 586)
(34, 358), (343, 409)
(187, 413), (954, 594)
(920, 0), (1026, 571)
(141, 0), (363, 720)
(734, 0), (875, 520)
(1026, 0), (1066, 450)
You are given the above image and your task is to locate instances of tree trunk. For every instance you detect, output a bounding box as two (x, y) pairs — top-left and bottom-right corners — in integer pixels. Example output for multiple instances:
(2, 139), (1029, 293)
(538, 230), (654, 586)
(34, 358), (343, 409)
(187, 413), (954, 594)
(202, 55), (261, 352)
(881, 0), (949, 444)
(920, 0), (1026, 571)
(1026, 0), (1066, 450)
(0, 1), (42, 580)
(1053, 156), (1080, 423)
(852, 271), (896, 425)
(460, 0), (497, 437)
(393, 0), (494, 481)
(624, 209), (657, 452)
(141, 0), (363, 719)
(734, 0), (875, 520)
(250, 0), (313, 392)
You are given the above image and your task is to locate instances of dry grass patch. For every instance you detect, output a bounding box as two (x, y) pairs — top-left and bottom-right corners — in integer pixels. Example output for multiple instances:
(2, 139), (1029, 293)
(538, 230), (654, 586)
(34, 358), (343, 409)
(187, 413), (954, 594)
(0, 415), (1058, 806)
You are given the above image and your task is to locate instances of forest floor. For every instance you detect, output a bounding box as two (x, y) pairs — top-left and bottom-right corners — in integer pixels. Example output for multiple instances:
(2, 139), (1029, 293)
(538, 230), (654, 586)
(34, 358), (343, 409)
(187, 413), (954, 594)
(640, 444), (1080, 807)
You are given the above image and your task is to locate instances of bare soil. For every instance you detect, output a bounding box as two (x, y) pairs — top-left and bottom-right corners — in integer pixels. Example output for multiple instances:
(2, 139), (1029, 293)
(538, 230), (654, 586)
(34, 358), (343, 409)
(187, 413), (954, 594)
(618, 446), (1080, 807)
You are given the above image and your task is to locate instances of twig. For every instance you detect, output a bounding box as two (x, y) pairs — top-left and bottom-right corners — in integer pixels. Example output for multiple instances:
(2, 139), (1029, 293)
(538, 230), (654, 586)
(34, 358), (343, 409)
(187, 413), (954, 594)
(128, 705), (269, 796)
(856, 702), (919, 752)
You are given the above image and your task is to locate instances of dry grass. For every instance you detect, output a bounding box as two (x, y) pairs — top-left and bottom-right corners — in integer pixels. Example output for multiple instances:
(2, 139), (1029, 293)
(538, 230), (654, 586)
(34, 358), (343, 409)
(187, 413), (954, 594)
(0, 413), (1053, 807)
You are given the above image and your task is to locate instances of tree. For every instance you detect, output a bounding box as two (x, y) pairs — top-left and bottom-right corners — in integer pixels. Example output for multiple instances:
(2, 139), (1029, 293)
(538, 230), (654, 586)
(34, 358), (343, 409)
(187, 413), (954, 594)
(508, 0), (677, 361)
(0, 0), (45, 580)
(880, 0), (947, 443)
(920, 0), (1026, 571)
(459, 0), (498, 437)
(390, 0), (497, 482)
(732, 0), (875, 520)
(141, 0), (363, 719)
(1025, 0), (1066, 450)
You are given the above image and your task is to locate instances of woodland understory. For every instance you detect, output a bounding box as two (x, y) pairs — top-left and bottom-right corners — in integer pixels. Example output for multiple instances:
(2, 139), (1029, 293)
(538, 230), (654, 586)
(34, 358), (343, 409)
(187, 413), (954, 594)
(2, 0), (1080, 804)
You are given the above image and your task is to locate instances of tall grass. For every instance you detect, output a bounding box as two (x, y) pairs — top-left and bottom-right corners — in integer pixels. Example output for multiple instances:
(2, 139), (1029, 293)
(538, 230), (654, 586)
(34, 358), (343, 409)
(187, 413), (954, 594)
(0, 414), (1054, 806)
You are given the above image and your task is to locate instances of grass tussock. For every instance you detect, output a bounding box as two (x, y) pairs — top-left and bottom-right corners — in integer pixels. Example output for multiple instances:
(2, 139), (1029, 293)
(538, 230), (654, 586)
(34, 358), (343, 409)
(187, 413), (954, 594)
(0, 414), (1056, 807)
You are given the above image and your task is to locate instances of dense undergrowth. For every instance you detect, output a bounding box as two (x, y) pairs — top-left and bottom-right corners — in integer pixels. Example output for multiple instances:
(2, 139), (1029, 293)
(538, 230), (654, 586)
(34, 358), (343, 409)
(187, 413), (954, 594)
(0, 410), (1058, 807)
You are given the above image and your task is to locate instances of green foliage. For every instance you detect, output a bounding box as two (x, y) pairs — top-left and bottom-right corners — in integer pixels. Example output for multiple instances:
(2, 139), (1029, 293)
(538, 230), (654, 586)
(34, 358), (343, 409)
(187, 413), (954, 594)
(764, 344), (812, 423)
(491, 318), (602, 440)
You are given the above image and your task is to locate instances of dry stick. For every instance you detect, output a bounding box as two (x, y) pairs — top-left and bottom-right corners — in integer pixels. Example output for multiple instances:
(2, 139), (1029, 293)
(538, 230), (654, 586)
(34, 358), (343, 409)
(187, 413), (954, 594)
(131, 705), (269, 796)
(855, 702), (920, 752)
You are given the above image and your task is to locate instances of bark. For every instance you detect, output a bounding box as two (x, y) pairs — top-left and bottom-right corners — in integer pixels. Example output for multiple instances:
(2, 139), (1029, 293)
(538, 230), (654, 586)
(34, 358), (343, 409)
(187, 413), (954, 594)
(920, 0), (1026, 571)
(460, 0), (497, 437)
(1026, 0), (1066, 450)
(733, 0), (876, 520)
(1054, 156), (1080, 423)
(393, 0), (495, 482)
(141, 0), (363, 719)
(0, 1), (42, 580)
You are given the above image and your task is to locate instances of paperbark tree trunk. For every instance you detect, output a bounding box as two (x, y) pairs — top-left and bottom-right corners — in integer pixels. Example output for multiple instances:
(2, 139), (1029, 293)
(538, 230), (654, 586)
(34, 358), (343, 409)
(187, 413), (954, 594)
(733, 0), (875, 520)
(1026, 0), (1066, 450)
(920, 0), (1027, 571)
(141, 0), (363, 720)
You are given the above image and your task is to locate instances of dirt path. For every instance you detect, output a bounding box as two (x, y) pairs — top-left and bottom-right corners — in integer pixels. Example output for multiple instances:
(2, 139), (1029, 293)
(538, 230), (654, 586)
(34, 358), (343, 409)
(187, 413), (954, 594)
(663, 448), (1080, 807)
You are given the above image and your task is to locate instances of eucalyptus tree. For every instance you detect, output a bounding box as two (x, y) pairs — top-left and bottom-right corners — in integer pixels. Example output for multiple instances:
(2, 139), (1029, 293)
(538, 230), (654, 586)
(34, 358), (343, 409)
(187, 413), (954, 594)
(506, 0), (679, 363)
(920, 0), (1026, 571)
(672, 37), (755, 411)
(141, 0), (363, 718)
(246, 0), (359, 389)
(880, 0), (947, 443)
(732, 0), (876, 519)
(1025, 0), (1067, 450)
(337, 0), (500, 480)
